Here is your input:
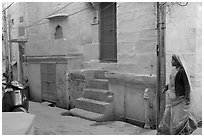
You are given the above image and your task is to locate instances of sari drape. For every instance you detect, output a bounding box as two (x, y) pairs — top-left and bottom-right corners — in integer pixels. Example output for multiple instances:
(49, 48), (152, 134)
(157, 55), (197, 135)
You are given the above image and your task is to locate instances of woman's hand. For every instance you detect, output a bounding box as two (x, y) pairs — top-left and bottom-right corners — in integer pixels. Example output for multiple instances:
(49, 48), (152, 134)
(185, 98), (190, 105)
(162, 84), (168, 93)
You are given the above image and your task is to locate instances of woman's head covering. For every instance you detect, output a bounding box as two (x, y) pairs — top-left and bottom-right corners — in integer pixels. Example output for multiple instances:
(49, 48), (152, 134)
(172, 54), (183, 67)
(172, 54), (191, 89)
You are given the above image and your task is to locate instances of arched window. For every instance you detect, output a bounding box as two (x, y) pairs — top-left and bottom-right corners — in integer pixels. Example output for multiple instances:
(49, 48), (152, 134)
(55, 25), (63, 39)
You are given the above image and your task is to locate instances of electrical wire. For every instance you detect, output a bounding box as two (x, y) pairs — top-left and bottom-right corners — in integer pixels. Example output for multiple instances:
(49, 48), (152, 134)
(100, 2), (116, 13)
(26, 2), (74, 28)
(164, 2), (188, 15)
(11, 2), (117, 29)
(2, 2), (14, 12)
(67, 7), (89, 17)
(27, 2), (115, 27)
(176, 2), (188, 6)
(67, 2), (115, 17)
(165, 3), (176, 15)
(26, 5), (89, 29)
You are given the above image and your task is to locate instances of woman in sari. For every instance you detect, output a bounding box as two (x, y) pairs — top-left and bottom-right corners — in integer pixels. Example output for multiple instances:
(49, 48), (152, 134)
(157, 54), (197, 135)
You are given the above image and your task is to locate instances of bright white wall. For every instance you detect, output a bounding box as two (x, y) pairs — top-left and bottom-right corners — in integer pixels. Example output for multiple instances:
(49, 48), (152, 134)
(165, 2), (202, 121)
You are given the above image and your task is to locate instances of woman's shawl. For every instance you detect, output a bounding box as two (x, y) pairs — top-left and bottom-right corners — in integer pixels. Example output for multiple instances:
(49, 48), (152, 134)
(172, 54), (201, 122)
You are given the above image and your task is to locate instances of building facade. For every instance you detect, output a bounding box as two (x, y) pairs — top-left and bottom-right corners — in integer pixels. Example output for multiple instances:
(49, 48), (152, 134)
(6, 2), (202, 123)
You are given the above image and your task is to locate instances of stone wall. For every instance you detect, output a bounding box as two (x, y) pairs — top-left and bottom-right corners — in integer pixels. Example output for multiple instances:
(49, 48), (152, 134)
(106, 72), (157, 128)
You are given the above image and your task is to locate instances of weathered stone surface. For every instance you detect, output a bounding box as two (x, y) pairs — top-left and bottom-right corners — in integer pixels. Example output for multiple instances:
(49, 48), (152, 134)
(106, 72), (157, 128)
(70, 108), (105, 121)
(88, 79), (109, 90)
(83, 88), (112, 102)
(75, 97), (111, 114)
(2, 112), (35, 135)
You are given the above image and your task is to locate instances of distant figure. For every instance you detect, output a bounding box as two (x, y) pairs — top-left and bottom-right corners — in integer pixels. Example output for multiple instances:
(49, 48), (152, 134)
(157, 54), (197, 135)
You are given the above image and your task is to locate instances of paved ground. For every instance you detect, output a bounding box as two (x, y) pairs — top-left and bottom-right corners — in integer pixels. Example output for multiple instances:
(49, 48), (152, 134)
(28, 101), (201, 135)
(28, 101), (156, 135)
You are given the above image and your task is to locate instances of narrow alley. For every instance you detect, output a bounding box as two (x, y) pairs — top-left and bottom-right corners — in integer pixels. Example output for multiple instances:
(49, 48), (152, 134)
(2, 2), (202, 135)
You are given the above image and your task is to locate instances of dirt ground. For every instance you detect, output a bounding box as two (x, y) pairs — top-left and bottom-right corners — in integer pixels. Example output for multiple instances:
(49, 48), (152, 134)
(28, 101), (157, 135)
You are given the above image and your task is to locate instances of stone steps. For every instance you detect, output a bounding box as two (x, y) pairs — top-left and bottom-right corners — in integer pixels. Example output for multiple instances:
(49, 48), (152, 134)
(75, 97), (111, 114)
(88, 79), (109, 90)
(94, 70), (107, 79)
(83, 88), (113, 103)
(70, 70), (113, 122)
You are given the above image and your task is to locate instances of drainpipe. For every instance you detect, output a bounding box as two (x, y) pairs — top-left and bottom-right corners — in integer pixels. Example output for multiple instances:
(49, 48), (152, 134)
(156, 2), (166, 128)
(7, 11), (13, 81)
(3, 9), (9, 74)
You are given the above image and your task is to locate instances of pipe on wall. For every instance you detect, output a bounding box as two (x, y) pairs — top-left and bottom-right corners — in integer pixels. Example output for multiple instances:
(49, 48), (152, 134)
(156, 2), (166, 128)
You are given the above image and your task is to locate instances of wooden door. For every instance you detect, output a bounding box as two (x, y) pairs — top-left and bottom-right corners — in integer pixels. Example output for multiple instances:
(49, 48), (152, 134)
(99, 2), (117, 62)
(41, 63), (57, 102)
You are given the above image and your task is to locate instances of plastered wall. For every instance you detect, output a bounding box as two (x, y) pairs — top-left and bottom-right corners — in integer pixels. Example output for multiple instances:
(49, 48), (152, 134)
(24, 2), (158, 76)
(9, 3), (26, 60)
(165, 2), (202, 121)
(25, 2), (98, 60)
(117, 2), (157, 75)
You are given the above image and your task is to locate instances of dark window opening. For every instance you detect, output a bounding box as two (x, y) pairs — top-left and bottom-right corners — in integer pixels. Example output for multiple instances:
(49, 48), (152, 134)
(11, 19), (14, 25)
(99, 2), (117, 62)
(54, 25), (63, 39)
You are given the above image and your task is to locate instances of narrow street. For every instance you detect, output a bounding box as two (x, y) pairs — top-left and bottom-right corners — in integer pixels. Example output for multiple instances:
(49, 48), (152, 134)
(2, 2), (202, 135)
(28, 101), (157, 135)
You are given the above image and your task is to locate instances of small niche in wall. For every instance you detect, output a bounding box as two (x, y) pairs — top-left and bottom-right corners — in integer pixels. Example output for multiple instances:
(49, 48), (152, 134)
(91, 16), (99, 25)
(11, 19), (14, 25)
(54, 25), (63, 39)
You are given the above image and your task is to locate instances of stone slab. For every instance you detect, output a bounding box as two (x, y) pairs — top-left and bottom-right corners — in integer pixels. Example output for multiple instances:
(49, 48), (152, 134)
(70, 108), (104, 121)
(76, 97), (110, 114)
(2, 112), (35, 135)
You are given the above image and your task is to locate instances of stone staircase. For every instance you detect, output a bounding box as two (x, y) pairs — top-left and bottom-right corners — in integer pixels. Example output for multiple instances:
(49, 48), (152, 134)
(70, 70), (114, 122)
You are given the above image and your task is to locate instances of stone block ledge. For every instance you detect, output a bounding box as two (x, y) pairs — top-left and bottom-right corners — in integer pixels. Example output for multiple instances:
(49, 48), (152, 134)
(2, 112), (35, 135)
(105, 71), (156, 86)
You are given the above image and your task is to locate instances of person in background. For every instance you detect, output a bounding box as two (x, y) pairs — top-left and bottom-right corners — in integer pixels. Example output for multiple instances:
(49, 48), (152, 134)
(157, 54), (197, 135)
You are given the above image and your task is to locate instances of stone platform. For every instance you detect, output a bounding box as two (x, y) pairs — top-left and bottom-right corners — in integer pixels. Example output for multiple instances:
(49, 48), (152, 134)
(2, 112), (35, 135)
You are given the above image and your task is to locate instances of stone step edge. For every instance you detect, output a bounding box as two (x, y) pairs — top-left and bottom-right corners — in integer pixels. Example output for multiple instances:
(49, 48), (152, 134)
(89, 79), (109, 82)
(84, 88), (109, 94)
(76, 97), (110, 106)
(69, 108), (105, 121)
(94, 70), (107, 79)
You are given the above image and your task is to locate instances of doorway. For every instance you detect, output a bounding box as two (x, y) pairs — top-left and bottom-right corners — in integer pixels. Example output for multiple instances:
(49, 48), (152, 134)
(41, 63), (57, 103)
(99, 2), (117, 62)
